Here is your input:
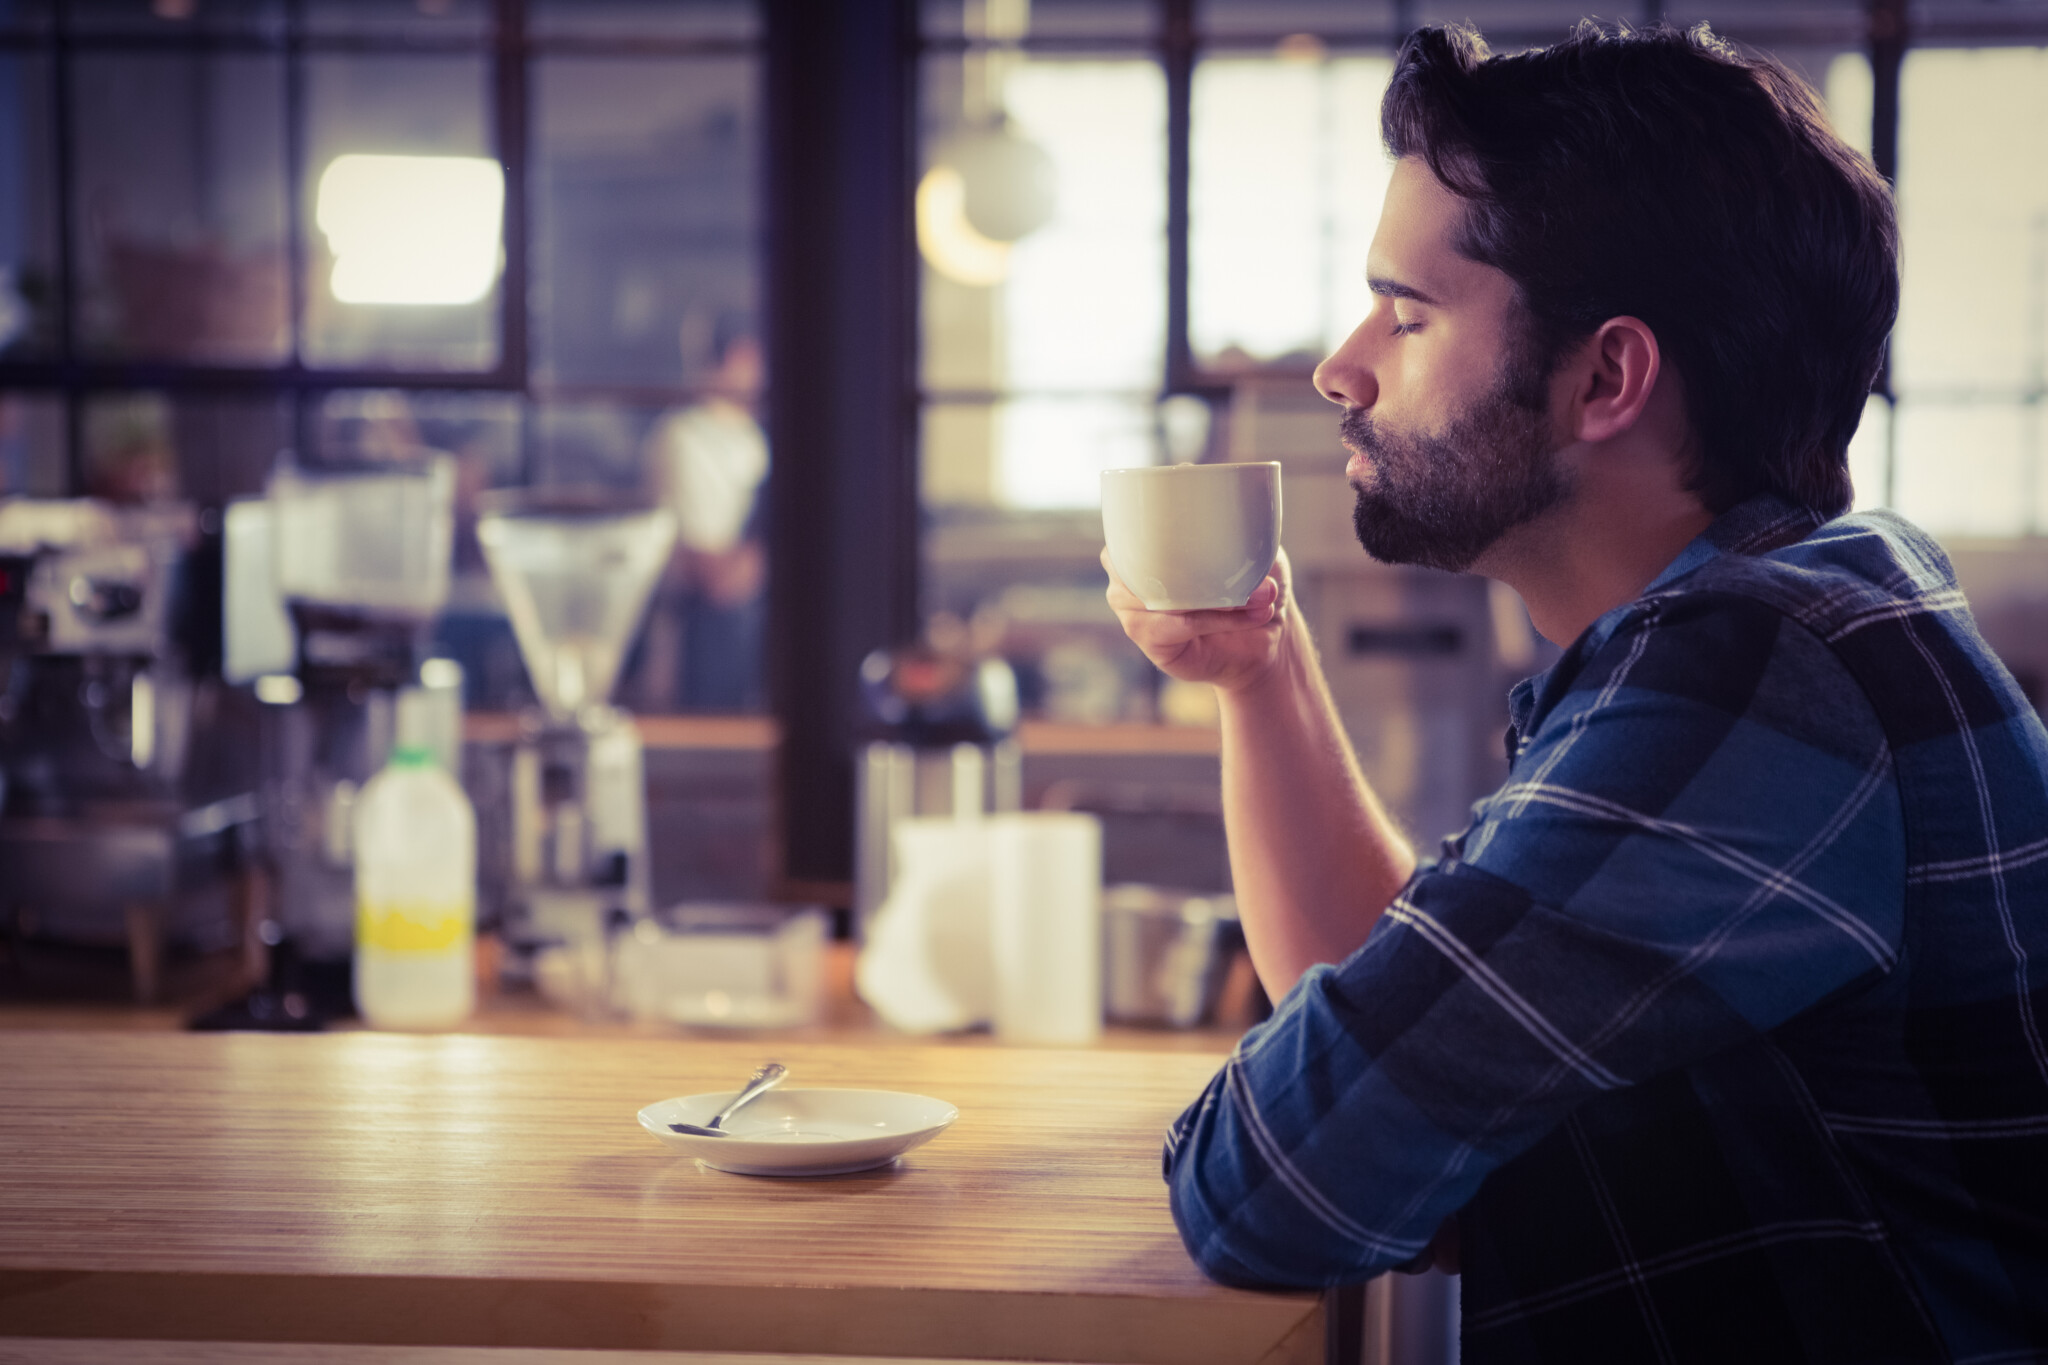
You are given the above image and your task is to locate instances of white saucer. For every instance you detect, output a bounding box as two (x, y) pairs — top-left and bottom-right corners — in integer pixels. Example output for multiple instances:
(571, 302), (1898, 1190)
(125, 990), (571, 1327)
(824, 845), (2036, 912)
(637, 1087), (959, 1177)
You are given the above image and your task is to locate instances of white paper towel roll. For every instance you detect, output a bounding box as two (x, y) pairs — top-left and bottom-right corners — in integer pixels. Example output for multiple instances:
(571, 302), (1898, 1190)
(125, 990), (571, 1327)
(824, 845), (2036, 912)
(854, 817), (995, 1033)
(989, 812), (1103, 1046)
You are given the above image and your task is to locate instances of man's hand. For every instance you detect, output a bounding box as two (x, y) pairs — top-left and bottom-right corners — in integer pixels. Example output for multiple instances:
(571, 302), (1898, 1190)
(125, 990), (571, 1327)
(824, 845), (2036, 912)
(1102, 547), (1294, 696)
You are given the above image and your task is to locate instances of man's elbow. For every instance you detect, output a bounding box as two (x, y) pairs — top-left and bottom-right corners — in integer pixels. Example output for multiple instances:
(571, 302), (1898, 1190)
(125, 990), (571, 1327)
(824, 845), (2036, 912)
(1167, 1162), (1354, 1290)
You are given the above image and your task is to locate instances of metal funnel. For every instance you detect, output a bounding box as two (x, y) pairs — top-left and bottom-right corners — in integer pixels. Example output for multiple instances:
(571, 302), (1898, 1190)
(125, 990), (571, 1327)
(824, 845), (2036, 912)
(476, 492), (677, 722)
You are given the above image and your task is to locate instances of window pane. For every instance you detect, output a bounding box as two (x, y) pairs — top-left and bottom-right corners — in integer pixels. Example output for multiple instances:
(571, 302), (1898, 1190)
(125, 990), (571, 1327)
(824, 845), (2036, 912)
(296, 389), (529, 713)
(302, 0), (489, 40)
(1895, 47), (2048, 396)
(1889, 46), (2048, 536)
(69, 0), (284, 36)
(530, 398), (656, 492)
(1006, 61), (1164, 390)
(920, 55), (1166, 401)
(1665, 2), (1864, 41)
(521, 397), (768, 714)
(78, 389), (288, 504)
(924, 498), (1158, 723)
(167, 392), (291, 503)
(314, 388), (520, 479)
(0, 50), (56, 357)
(77, 392), (174, 501)
(1190, 53), (1391, 370)
(309, 387), (521, 576)
(1905, 0), (2048, 45)
(2037, 401), (2048, 536)
(1893, 401), (2035, 538)
(530, 0), (758, 42)
(0, 1), (51, 34)
(1196, 1), (1396, 40)
(921, 0), (1155, 43)
(1407, 3), (1601, 38)
(924, 394), (1159, 512)
(73, 53), (289, 363)
(1847, 393), (1891, 514)
(302, 54), (498, 371)
(533, 56), (758, 390)
(1824, 50), (1873, 159)
(0, 391), (64, 496)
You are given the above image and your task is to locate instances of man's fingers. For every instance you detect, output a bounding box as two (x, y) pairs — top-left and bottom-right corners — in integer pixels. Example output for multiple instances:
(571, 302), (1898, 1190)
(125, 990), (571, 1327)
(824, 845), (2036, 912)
(1100, 548), (1143, 612)
(1102, 547), (1282, 618)
(1120, 599), (1280, 650)
(1102, 544), (1285, 688)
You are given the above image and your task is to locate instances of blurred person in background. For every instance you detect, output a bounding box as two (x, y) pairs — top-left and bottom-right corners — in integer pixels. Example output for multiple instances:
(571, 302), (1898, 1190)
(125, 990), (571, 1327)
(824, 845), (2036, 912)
(643, 320), (767, 711)
(82, 391), (178, 503)
(1109, 20), (2048, 1361)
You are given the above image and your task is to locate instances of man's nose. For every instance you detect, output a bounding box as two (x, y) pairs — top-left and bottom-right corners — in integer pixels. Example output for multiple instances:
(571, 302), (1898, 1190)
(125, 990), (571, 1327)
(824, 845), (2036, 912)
(1313, 329), (1377, 410)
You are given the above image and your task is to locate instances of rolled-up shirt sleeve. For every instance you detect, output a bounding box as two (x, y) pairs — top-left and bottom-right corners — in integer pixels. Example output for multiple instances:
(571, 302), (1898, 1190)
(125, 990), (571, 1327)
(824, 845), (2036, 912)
(1163, 591), (1906, 1288)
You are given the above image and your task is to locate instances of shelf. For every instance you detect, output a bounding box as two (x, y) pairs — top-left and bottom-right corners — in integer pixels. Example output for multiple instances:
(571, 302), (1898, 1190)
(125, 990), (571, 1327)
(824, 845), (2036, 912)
(460, 713), (1221, 757)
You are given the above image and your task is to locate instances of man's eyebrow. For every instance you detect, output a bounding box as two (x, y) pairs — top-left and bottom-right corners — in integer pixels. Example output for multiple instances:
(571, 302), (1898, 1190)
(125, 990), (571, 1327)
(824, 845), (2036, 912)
(1367, 276), (1442, 306)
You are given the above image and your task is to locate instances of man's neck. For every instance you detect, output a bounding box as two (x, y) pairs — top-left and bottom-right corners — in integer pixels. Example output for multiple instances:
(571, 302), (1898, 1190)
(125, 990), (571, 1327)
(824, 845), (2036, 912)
(1480, 471), (1718, 648)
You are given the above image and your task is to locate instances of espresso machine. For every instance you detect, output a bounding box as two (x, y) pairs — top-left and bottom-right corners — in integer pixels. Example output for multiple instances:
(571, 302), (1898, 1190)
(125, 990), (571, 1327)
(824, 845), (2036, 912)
(475, 492), (675, 973)
(0, 497), (256, 1002)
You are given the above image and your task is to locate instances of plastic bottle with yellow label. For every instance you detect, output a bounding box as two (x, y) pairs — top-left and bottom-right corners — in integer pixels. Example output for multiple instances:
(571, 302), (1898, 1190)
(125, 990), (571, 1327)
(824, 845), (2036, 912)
(353, 688), (477, 1030)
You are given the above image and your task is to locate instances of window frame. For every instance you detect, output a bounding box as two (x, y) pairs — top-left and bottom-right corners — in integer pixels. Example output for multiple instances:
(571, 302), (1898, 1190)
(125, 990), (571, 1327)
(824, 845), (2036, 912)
(918, 0), (2048, 515)
(0, 0), (767, 490)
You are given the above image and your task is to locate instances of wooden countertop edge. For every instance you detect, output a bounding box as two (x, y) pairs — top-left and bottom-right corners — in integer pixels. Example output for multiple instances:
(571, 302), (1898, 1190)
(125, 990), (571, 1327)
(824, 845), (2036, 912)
(460, 714), (1222, 757)
(0, 1270), (1321, 1365)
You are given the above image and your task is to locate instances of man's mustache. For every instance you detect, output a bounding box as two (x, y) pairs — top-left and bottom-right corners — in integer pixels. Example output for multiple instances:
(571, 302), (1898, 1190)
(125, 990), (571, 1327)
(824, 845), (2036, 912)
(1339, 406), (1380, 460)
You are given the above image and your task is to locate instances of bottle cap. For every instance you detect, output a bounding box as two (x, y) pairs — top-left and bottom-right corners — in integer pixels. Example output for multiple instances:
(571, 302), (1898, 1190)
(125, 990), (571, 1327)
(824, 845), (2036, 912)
(393, 686), (443, 769)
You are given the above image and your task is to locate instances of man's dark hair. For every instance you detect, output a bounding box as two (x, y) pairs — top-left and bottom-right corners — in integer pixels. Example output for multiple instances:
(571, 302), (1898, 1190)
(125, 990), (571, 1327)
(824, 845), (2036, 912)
(1382, 22), (1898, 517)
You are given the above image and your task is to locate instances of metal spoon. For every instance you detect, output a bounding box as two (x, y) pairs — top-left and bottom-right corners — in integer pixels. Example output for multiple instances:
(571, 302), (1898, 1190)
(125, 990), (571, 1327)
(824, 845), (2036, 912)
(669, 1062), (788, 1137)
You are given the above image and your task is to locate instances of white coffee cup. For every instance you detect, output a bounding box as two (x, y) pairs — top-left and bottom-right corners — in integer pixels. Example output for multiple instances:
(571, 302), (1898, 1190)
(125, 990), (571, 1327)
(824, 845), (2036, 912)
(1100, 461), (1282, 611)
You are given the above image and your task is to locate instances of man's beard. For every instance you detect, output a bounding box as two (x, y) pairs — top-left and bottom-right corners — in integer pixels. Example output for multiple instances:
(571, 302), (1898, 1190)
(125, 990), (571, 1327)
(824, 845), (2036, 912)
(1343, 354), (1570, 574)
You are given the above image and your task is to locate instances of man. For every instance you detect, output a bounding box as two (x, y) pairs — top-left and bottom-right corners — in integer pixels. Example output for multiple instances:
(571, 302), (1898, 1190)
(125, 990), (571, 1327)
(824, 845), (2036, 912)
(1107, 21), (2048, 1361)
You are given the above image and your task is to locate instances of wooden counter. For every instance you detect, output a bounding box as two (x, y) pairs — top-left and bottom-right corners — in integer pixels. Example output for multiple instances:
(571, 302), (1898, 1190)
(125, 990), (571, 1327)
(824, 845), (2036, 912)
(0, 1032), (1343, 1364)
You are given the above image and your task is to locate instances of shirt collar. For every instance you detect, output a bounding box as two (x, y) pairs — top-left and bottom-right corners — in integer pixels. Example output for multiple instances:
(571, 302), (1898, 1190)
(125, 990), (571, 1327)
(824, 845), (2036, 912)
(1505, 493), (1825, 745)
(1580, 493), (1822, 653)
(1642, 492), (1824, 595)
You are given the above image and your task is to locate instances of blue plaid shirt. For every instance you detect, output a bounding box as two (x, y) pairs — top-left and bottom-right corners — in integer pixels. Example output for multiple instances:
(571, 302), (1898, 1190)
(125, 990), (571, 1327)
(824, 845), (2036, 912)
(1164, 495), (2048, 1362)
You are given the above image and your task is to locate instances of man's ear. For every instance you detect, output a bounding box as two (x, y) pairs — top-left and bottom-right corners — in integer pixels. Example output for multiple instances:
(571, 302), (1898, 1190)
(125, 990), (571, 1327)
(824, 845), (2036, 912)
(1566, 316), (1660, 445)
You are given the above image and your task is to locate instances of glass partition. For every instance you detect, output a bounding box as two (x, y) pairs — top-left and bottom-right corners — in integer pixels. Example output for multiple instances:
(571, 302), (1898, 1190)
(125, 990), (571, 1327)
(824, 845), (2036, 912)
(73, 51), (289, 363)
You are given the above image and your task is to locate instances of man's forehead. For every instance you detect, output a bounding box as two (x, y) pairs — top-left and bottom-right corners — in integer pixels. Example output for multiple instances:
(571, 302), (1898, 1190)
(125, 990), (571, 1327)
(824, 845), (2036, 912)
(1365, 156), (1499, 306)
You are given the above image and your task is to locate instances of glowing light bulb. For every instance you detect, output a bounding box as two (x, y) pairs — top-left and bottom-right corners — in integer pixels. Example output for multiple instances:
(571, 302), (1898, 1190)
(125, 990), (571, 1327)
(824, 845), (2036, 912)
(916, 165), (1012, 287)
(316, 154), (505, 306)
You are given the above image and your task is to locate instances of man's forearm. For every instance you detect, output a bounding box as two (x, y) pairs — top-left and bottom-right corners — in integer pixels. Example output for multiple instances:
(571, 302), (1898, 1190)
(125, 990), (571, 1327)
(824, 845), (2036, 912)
(1218, 608), (1417, 999)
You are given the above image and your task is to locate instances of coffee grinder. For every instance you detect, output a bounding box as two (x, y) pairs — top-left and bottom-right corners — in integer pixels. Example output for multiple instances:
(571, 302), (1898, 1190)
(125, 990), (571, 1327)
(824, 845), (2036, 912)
(475, 492), (675, 975)
(220, 452), (456, 1022)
